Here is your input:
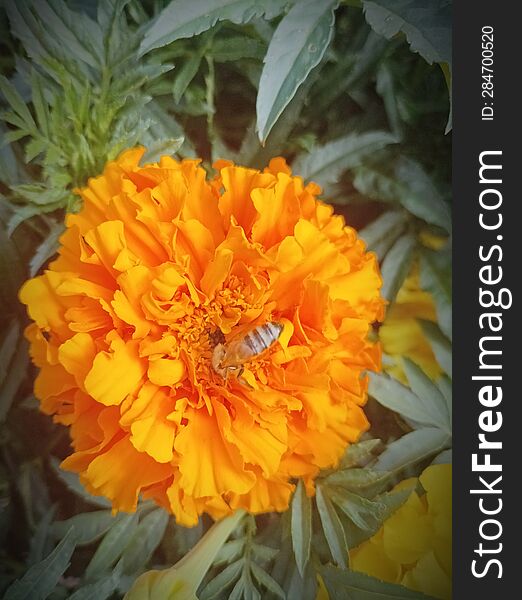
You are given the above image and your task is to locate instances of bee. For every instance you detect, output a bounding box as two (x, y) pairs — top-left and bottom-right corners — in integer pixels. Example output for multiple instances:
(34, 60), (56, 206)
(211, 322), (284, 380)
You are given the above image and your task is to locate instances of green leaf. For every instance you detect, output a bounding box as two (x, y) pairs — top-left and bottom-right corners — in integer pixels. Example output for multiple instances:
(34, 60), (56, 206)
(362, 0), (451, 66)
(315, 484), (348, 568)
(395, 158), (451, 232)
(419, 247), (452, 340)
(140, 0), (289, 54)
(51, 511), (116, 546)
(84, 513), (139, 580)
(3, 527), (76, 600)
(294, 130), (397, 189)
(320, 564), (437, 599)
(290, 479), (312, 577)
(30, 70), (50, 137)
(30, 221), (64, 276)
(49, 457), (112, 508)
(121, 508), (169, 574)
(0, 320), (20, 388)
(141, 138), (184, 163)
(0, 75), (36, 131)
(200, 559), (244, 600)
(358, 210), (406, 258)
(212, 36), (265, 62)
(323, 468), (393, 499)
(27, 506), (57, 567)
(419, 319), (452, 378)
(256, 0), (337, 143)
(328, 488), (386, 532)
(68, 567), (121, 600)
(374, 427), (450, 471)
(250, 562), (285, 599)
(379, 233), (416, 303)
(403, 358), (450, 431)
(173, 54), (204, 103)
(369, 370), (449, 432)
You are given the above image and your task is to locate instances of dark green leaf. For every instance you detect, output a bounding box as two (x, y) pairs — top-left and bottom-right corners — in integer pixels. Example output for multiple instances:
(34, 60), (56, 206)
(358, 210), (406, 258)
(250, 562), (285, 599)
(27, 506), (57, 567)
(3, 527), (76, 600)
(29, 221), (64, 276)
(0, 75), (36, 131)
(49, 457), (112, 508)
(200, 559), (244, 600)
(362, 0), (451, 66)
(256, 0), (337, 142)
(290, 479), (312, 577)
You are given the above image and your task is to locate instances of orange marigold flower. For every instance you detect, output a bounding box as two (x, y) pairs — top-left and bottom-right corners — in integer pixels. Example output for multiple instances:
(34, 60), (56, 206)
(19, 148), (384, 525)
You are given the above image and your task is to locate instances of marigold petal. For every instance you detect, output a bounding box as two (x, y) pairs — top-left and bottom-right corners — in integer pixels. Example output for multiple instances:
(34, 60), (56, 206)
(148, 358), (186, 387)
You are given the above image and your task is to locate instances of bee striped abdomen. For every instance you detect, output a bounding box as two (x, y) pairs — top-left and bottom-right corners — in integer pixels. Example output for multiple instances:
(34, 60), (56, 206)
(247, 322), (283, 355)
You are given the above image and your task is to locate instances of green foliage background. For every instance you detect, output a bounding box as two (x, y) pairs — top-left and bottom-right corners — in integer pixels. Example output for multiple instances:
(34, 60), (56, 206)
(0, 1), (452, 598)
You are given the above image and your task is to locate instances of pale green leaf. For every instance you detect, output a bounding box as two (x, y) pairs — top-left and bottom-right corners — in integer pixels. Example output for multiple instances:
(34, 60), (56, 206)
(200, 559), (244, 600)
(379, 233), (416, 303)
(374, 427), (450, 471)
(173, 54), (204, 103)
(290, 479), (312, 577)
(30, 221), (64, 276)
(68, 568), (121, 600)
(250, 562), (285, 599)
(3, 527), (76, 600)
(419, 319), (452, 378)
(323, 468), (393, 499)
(141, 137), (184, 163)
(420, 247), (452, 340)
(293, 130), (397, 188)
(85, 513), (139, 580)
(369, 370), (448, 431)
(256, 0), (337, 142)
(140, 0), (289, 54)
(51, 511), (116, 546)
(358, 210), (406, 258)
(121, 508), (169, 574)
(403, 358), (450, 432)
(315, 484), (348, 568)
(0, 75), (36, 131)
(320, 564), (437, 599)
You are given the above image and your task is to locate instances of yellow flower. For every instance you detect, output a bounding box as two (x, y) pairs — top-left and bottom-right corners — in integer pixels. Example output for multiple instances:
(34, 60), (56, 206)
(20, 148), (384, 525)
(379, 264), (441, 383)
(350, 464), (452, 600)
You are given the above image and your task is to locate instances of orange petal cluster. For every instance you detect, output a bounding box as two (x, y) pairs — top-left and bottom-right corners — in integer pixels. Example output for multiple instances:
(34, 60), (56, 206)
(20, 148), (384, 525)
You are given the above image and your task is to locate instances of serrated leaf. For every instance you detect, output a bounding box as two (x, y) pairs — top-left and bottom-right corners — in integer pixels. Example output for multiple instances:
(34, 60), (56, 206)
(140, 0), (289, 54)
(395, 157), (451, 232)
(68, 567), (121, 600)
(328, 488), (386, 532)
(369, 370), (448, 431)
(200, 559), (244, 600)
(380, 233), (416, 303)
(358, 210), (406, 258)
(30, 69), (50, 137)
(419, 319), (452, 378)
(214, 538), (246, 566)
(320, 564), (436, 599)
(121, 508), (169, 574)
(362, 0), (451, 66)
(49, 457), (112, 508)
(51, 511), (116, 546)
(3, 527), (76, 600)
(173, 54), (203, 103)
(323, 468), (393, 499)
(27, 505), (57, 567)
(315, 484), (348, 568)
(374, 427), (450, 471)
(256, 0), (337, 143)
(30, 221), (64, 276)
(402, 358), (450, 432)
(420, 247), (452, 340)
(290, 479), (312, 577)
(0, 75), (36, 131)
(293, 131), (397, 188)
(85, 513), (139, 580)
(250, 562), (285, 599)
